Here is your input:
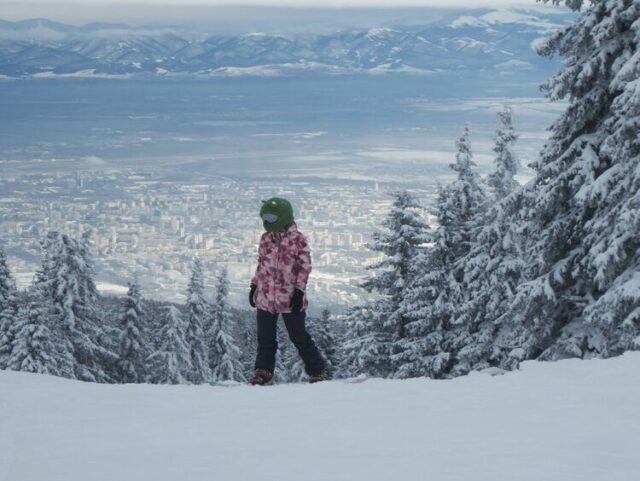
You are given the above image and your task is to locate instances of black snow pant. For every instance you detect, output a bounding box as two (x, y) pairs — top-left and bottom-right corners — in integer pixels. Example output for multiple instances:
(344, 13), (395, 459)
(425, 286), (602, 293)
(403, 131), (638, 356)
(255, 308), (325, 375)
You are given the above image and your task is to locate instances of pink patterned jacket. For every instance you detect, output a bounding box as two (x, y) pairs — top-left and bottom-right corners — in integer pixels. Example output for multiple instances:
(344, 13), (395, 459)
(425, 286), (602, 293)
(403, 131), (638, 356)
(251, 223), (312, 314)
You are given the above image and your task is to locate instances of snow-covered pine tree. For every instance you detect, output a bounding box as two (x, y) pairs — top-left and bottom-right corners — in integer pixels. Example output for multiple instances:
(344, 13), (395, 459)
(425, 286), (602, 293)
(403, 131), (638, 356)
(487, 106), (520, 200)
(208, 267), (245, 382)
(398, 194), (457, 379)
(439, 125), (488, 374)
(400, 127), (488, 378)
(238, 312), (257, 377)
(337, 301), (393, 378)
(15, 267), (77, 377)
(450, 109), (526, 373)
(34, 232), (116, 381)
(0, 248), (19, 369)
(502, 0), (640, 363)
(184, 258), (211, 383)
(307, 309), (339, 376)
(362, 191), (430, 339)
(148, 305), (192, 384)
(443, 124), (488, 264)
(143, 298), (170, 349)
(344, 190), (430, 377)
(7, 303), (62, 375)
(116, 282), (148, 383)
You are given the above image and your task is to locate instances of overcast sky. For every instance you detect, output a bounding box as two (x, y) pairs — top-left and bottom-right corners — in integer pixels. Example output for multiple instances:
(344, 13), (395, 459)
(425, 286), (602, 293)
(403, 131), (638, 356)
(0, 1), (556, 29)
(1, 0), (534, 7)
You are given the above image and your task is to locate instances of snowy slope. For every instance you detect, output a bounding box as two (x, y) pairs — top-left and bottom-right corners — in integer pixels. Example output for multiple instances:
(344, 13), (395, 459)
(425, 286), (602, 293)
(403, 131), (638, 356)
(1, 353), (639, 481)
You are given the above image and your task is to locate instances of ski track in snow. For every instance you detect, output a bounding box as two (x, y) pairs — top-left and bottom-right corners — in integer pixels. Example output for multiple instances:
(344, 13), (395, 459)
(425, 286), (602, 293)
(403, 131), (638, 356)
(1, 353), (639, 481)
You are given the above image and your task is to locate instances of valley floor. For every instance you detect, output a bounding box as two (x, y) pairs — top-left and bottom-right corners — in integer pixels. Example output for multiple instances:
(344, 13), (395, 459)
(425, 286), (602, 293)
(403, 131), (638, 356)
(1, 353), (639, 481)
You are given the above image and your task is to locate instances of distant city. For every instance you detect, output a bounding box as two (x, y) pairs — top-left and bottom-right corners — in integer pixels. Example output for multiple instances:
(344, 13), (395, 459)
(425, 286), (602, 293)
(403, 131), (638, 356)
(0, 168), (437, 311)
(0, 6), (571, 311)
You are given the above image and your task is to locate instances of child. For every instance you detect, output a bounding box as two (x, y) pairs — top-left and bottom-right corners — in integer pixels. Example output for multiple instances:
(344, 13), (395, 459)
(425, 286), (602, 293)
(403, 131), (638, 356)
(248, 197), (326, 385)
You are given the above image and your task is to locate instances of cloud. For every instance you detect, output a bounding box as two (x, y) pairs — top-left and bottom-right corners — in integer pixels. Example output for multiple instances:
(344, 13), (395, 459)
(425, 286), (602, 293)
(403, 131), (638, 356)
(0, 25), (67, 41)
(84, 155), (107, 166)
(0, 0), (552, 30)
(0, 0), (530, 6)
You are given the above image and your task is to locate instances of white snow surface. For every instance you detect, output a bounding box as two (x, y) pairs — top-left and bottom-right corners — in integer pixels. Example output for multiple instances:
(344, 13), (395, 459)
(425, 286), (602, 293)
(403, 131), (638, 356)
(449, 9), (564, 31)
(2, 353), (639, 481)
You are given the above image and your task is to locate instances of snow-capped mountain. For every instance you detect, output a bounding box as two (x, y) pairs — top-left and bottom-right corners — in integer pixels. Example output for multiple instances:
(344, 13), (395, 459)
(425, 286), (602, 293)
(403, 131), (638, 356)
(0, 8), (574, 78)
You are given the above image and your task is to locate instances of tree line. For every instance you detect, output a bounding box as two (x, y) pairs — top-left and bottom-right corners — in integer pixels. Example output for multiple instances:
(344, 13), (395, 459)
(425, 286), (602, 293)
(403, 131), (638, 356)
(0, 239), (341, 384)
(338, 0), (640, 378)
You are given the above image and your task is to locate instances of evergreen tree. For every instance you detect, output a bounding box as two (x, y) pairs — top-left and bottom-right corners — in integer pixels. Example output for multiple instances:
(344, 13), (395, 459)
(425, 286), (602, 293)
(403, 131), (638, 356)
(436, 126), (487, 375)
(341, 191), (429, 378)
(238, 312), (257, 378)
(362, 191), (430, 341)
(8, 303), (62, 375)
(456, 191), (527, 373)
(0, 248), (19, 369)
(399, 199), (457, 379)
(337, 301), (394, 378)
(503, 0), (640, 363)
(443, 124), (487, 264)
(208, 267), (245, 382)
(34, 232), (116, 381)
(487, 106), (520, 199)
(116, 282), (148, 383)
(453, 109), (525, 372)
(184, 258), (211, 383)
(148, 305), (192, 384)
(307, 309), (339, 376)
(401, 129), (487, 378)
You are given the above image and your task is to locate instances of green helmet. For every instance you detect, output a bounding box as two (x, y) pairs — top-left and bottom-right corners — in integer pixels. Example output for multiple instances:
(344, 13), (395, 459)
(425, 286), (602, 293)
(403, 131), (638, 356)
(259, 197), (294, 233)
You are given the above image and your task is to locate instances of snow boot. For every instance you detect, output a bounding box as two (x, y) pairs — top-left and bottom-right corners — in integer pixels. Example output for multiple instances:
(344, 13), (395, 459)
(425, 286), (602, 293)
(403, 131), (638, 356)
(250, 368), (274, 386)
(308, 370), (328, 384)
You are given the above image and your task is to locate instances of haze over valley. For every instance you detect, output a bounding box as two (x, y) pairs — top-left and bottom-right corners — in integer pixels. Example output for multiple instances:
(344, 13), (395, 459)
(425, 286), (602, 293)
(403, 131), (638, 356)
(0, 6), (570, 309)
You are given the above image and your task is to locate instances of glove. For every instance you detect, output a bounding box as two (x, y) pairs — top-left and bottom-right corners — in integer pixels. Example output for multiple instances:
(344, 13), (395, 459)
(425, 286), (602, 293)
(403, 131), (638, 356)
(249, 284), (257, 308)
(290, 288), (304, 313)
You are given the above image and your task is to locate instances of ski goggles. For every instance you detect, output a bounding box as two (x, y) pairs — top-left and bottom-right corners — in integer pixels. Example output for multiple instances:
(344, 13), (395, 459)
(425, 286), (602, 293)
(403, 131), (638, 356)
(261, 213), (279, 224)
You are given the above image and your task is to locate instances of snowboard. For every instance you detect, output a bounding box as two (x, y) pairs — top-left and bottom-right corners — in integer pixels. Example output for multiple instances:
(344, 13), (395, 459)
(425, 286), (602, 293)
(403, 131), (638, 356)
(344, 375), (369, 384)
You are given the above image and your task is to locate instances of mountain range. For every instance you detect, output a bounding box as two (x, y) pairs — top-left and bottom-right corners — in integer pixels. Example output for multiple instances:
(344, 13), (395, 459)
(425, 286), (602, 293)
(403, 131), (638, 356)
(0, 8), (574, 79)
